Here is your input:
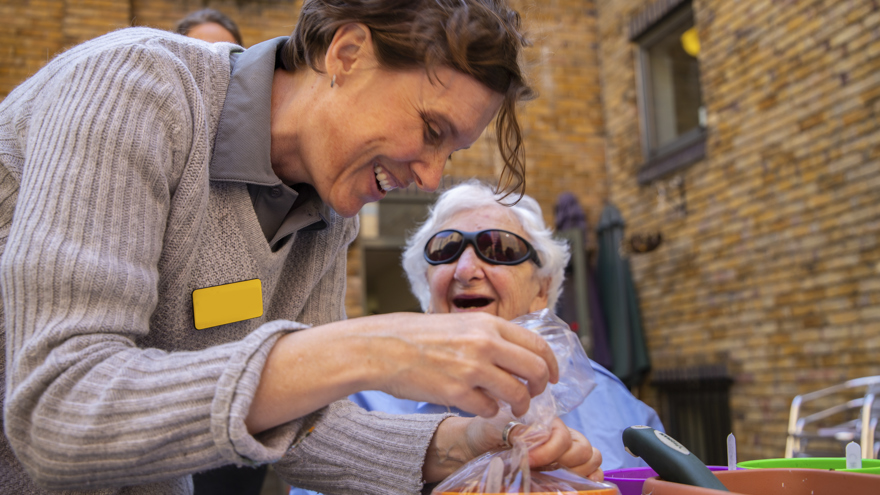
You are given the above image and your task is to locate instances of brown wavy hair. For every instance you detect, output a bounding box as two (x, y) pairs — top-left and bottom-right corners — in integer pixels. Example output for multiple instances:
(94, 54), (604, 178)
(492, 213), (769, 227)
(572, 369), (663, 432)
(281, 0), (536, 202)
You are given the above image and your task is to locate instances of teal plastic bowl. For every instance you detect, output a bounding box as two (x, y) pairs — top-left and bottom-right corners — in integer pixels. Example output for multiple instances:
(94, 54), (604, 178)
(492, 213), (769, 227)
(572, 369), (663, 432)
(737, 457), (880, 475)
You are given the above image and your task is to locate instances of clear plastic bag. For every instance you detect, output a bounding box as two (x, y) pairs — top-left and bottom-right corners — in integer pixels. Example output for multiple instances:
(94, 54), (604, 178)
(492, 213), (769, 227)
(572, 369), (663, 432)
(432, 309), (620, 494)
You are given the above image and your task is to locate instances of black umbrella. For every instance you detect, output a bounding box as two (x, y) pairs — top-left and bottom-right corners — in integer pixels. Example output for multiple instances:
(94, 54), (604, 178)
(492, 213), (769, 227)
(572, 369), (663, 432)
(596, 203), (651, 388)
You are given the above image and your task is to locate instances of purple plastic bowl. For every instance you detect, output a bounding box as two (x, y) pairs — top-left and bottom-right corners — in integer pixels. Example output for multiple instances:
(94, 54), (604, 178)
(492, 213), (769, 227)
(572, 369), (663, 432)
(605, 466), (731, 495)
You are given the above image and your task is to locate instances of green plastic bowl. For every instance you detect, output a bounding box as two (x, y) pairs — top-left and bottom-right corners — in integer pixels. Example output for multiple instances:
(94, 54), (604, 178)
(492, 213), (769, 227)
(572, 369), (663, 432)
(737, 457), (880, 475)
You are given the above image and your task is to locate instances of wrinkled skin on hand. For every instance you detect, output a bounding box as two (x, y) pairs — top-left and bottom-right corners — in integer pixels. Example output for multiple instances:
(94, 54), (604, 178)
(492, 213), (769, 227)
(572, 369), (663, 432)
(424, 415), (603, 483)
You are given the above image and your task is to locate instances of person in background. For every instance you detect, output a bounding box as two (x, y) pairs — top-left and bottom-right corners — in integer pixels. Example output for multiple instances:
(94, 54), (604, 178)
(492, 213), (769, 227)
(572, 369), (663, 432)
(175, 8), (243, 45)
(290, 180), (663, 494)
(0, 0), (601, 493)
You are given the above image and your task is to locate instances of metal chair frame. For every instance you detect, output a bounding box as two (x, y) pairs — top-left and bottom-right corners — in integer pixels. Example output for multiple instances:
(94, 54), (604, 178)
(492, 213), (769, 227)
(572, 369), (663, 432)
(785, 376), (880, 459)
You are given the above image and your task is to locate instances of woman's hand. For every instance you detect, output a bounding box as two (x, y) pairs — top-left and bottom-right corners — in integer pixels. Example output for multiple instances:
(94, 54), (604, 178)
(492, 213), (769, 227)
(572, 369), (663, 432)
(245, 312), (558, 434)
(367, 312), (559, 418)
(528, 418), (603, 481)
(422, 416), (602, 483)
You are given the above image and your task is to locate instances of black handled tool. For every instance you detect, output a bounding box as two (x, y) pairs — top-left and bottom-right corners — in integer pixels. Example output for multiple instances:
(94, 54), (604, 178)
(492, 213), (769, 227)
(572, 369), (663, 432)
(622, 425), (729, 491)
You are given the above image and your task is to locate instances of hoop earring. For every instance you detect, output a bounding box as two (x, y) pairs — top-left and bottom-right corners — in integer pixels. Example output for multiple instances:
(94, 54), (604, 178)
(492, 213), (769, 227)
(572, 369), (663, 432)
(330, 74), (336, 88)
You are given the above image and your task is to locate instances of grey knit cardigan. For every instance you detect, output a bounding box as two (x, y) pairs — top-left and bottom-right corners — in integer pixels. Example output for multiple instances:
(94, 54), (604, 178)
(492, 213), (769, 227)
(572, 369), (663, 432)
(0, 28), (446, 494)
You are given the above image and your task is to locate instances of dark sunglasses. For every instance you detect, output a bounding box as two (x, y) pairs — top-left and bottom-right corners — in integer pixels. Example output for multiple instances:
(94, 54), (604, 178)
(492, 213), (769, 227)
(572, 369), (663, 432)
(424, 229), (542, 267)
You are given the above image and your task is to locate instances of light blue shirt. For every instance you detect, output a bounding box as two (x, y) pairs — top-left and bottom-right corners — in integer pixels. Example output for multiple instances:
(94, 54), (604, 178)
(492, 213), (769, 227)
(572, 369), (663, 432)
(289, 361), (664, 495)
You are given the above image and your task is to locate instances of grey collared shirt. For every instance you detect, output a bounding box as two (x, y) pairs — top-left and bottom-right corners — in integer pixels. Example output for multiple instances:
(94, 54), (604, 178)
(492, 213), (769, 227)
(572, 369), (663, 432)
(209, 36), (329, 249)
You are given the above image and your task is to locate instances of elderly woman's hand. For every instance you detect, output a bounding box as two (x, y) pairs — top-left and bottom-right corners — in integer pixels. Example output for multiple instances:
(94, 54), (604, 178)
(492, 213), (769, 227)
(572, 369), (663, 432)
(527, 418), (603, 481)
(423, 416), (602, 483)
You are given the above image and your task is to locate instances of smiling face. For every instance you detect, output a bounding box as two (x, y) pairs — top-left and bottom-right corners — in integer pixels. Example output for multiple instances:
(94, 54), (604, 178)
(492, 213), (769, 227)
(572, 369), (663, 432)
(425, 206), (550, 320)
(270, 24), (503, 218)
(310, 66), (501, 218)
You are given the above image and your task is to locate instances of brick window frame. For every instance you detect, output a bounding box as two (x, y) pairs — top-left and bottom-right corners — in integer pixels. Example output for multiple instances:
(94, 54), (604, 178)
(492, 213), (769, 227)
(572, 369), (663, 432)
(630, 0), (706, 185)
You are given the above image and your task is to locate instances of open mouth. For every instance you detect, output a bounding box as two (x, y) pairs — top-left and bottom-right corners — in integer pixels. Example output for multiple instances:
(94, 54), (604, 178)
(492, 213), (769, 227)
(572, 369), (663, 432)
(374, 164), (396, 193)
(453, 296), (493, 309)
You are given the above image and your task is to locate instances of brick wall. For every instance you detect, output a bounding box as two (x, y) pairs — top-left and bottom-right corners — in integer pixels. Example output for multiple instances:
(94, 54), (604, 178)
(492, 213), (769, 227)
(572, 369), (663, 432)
(0, 1), (302, 98)
(0, 1), (129, 95)
(598, 0), (880, 460)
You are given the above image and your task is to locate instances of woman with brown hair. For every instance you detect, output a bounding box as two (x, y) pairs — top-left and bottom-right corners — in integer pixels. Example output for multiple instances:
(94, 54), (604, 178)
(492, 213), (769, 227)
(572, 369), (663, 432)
(0, 0), (599, 494)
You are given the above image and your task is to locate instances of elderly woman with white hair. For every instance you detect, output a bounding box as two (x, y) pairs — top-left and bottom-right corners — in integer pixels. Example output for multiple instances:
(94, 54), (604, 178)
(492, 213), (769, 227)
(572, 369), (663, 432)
(403, 180), (569, 318)
(289, 181), (664, 495)
(401, 180), (664, 466)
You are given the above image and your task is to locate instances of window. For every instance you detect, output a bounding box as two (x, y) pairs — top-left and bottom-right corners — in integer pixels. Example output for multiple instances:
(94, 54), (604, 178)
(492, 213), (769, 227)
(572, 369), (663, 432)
(358, 191), (435, 315)
(633, 1), (705, 184)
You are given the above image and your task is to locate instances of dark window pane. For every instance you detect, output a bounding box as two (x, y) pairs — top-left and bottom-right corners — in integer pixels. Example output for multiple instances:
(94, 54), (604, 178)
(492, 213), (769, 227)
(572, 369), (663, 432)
(646, 21), (703, 152)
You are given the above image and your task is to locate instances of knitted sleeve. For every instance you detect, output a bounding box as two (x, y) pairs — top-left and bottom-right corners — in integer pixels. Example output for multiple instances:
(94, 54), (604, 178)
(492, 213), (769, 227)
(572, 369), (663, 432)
(0, 35), (296, 489)
(275, 400), (454, 495)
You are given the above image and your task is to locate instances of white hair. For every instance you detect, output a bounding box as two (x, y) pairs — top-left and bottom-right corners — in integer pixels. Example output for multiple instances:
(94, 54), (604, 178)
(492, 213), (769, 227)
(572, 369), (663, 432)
(402, 180), (571, 312)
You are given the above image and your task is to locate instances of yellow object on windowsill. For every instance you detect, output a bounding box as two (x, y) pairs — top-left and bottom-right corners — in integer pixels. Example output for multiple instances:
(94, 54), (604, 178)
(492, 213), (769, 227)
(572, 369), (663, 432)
(681, 27), (700, 57)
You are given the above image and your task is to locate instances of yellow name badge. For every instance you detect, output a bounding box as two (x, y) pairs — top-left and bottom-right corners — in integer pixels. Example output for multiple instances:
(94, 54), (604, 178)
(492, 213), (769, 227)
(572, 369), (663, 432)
(192, 279), (263, 330)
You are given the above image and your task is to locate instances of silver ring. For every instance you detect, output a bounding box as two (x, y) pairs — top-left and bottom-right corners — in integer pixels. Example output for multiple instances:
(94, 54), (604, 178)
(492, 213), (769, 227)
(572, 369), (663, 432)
(501, 421), (523, 448)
